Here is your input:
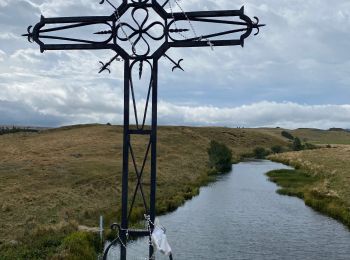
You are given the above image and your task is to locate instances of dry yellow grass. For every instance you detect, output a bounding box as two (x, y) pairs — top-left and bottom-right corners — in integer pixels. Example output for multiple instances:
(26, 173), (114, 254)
(0, 124), (288, 247)
(269, 145), (350, 208)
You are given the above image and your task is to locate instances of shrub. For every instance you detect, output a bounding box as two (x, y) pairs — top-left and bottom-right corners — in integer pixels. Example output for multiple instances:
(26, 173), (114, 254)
(58, 232), (99, 260)
(329, 128), (345, 132)
(271, 145), (283, 154)
(304, 142), (317, 150)
(0, 126), (38, 136)
(292, 137), (303, 151)
(253, 147), (270, 159)
(207, 141), (232, 173)
(281, 130), (294, 140)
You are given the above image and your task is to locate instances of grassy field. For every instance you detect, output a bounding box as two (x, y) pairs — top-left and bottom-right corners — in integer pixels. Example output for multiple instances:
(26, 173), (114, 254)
(0, 124), (289, 259)
(1, 124), (349, 258)
(269, 146), (350, 229)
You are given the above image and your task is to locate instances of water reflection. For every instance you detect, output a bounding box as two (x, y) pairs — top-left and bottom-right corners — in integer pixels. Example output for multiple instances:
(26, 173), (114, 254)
(109, 160), (350, 260)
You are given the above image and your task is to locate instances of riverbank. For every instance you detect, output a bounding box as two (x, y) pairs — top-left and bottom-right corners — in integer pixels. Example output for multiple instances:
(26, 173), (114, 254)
(0, 124), (288, 259)
(268, 146), (350, 230)
(122, 160), (350, 260)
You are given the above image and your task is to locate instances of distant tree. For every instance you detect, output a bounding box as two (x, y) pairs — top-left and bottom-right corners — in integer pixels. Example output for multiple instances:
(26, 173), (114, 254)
(253, 147), (270, 159)
(0, 126), (38, 135)
(281, 131), (294, 140)
(207, 141), (232, 173)
(292, 137), (303, 151)
(271, 145), (283, 154)
(304, 142), (317, 150)
(329, 128), (345, 132)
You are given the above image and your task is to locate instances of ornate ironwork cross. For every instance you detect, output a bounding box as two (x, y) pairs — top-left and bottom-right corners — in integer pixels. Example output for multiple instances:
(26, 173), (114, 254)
(23, 0), (264, 259)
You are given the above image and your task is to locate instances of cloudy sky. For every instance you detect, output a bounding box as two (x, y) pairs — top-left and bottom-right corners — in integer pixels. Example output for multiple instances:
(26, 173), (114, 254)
(0, 0), (349, 129)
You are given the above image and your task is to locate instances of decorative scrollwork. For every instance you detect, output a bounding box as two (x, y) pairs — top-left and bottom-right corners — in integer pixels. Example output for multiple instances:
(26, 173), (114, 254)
(115, 7), (166, 57)
(23, 3), (265, 260)
(139, 60), (143, 79)
(161, 0), (171, 8)
(129, 59), (154, 129)
(99, 0), (118, 10)
(99, 54), (121, 74)
(163, 54), (184, 72)
(167, 7), (265, 43)
(24, 26), (34, 42)
(131, 0), (150, 3)
(24, 1), (264, 74)
(253, 16), (265, 36)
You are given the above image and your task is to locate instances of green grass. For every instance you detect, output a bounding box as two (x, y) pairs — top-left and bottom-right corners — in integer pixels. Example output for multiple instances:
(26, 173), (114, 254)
(0, 222), (77, 259)
(267, 169), (319, 198)
(54, 231), (101, 260)
(266, 169), (350, 230)
(1, 125), (349, 258)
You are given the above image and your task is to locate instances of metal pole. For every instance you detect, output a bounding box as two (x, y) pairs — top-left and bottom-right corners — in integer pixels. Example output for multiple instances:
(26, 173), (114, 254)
(100, 215), (104, 243)
(121, 58), (130, 260)
(149, 59), (158, 259)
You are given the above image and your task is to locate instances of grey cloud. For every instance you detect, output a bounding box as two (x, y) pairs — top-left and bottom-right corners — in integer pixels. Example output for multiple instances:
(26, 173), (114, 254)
(0, 49), (5, 61)
(0, 0), (349, 128)
(158, 101), (350, 129)
(0, 99), (64, 126)
(0, 0), (39, 26)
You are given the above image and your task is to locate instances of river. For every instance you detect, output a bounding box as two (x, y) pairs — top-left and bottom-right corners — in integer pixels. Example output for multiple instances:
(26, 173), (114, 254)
(107, 160), (350, 260)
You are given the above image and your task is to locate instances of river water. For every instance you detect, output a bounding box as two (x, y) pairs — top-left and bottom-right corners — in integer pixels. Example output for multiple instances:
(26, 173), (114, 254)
(107, 160), (350, 260)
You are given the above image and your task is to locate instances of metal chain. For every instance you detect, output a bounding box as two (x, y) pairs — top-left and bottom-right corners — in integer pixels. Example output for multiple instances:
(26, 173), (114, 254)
(114, 9), (136, 54)
(171, 0), (214, 50)
(145, 215), (156, 260)
(173, 0), (198, 39)
(105, 0), (214, 52)
(168, 0), (187, 39)
(103, 0), (136, 53)
(107, 233), (150, 260)
(105, 215), (160, 260)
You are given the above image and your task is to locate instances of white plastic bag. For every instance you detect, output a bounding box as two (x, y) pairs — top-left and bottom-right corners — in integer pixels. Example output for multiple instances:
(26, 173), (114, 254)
(151, 218), (172, 256)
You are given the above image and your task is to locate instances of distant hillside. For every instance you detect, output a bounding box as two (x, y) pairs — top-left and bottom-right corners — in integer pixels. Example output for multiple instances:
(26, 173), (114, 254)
(0, 125), (287, 244)
(256, 127), (350, 145)
(328, 127), (350, 132)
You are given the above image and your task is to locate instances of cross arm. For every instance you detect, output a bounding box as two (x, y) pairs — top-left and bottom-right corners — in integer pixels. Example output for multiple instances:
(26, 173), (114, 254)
(168, 9), (244, 19)
(166, 6), (265, 48)
(168, 40), (242, 48)
(22, 14), (127, 55)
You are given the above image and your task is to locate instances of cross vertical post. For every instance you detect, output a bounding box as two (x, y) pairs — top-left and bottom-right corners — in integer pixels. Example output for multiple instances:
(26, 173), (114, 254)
(150, 58), (158, 258)
(23, 1), (265, 259)
(121, 58), (130, 260)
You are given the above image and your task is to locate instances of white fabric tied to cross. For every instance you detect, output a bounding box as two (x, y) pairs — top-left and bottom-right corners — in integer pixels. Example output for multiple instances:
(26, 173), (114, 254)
(151, 218), (172, 256)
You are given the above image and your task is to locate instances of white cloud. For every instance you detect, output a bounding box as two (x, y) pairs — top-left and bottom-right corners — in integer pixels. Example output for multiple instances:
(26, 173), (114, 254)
(0, 32), (20, 39)
(0, 49), (5, 61)
(158, 101), (350, 129)
(0, 0), (350, 128)
(10, 48), (43, 63)
(0, 0), (9, 7)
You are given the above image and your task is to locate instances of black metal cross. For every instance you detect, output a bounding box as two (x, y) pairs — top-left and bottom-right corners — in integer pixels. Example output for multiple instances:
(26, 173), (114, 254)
(23, 0), (264, 259)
